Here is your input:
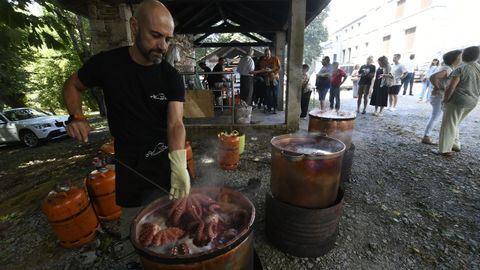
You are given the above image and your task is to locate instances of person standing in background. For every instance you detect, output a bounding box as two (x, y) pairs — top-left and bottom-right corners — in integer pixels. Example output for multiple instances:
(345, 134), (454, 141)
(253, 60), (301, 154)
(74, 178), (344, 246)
(259, 48), (281, 114)
(329, 62), (348, 112)
(351, 64), (360, 99)
(388, 54), (407, 111)
(315, 56), (333, 112)
(402, 54), (417, 96)
(237, 48), (255, 105)
(418, 58), (440, 102)
(300, 64), (312, 119)
(435, 46), (480, 156)
(422, 50), (462, 145)
(370, 56), (391, 116)
(357, 56), (376, 114)
(211, 57), (226, 105)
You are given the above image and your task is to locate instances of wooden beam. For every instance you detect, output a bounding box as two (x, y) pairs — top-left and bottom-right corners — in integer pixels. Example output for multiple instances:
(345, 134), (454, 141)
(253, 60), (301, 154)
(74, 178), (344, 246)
(194, 41), (273, 48)
(241, 32), (270, 43)
(176, 25), (280, 34)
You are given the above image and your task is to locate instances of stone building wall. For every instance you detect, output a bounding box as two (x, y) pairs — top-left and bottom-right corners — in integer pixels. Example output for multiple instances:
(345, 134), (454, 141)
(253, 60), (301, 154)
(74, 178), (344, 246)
(87, 3), (133, 54)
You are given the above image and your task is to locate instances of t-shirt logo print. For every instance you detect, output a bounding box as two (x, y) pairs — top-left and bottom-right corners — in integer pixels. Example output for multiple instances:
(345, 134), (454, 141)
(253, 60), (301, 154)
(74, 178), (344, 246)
(150, 92), (167, 101)
(145, 142), (168, 157)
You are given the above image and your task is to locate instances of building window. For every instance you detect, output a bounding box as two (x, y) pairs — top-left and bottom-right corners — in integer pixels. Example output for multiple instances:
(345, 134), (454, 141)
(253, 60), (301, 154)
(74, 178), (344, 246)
(336, 36), (339, 41)
(358, 22), (361, 27)
(396, 0), (406, 18)
(348, 48), (352, 63)
(405, 27), (416, 52)
(355, 46), (358, 50)
(365, 42), (369, 47)
(351, 26), (354, 30)
(383, 35), (391, 55)
(342, 49), (346, 63)
(421, 0), (432, 9)
(333, 54), (337, 62)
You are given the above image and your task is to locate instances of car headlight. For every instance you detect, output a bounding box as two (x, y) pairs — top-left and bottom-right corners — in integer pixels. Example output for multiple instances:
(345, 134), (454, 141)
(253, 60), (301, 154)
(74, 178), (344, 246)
(33, 123), (52, 129)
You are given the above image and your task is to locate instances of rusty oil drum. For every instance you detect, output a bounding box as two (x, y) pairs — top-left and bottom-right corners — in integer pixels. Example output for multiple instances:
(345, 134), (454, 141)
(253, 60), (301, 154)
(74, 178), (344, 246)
(218, 132), (240, 170)
(270, 134), (345, 209)
(41, 187), (99, 248)
(185, 141), (196, 179)
(85, 167), (121, 221)
(265, 189), (344, 257)
(308, 110), (356, 150)
(130, 187), (255, 270)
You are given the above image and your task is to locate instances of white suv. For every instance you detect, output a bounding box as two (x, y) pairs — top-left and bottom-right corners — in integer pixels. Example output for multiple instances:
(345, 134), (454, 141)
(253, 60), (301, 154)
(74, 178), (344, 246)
(0, 108), (69, 147)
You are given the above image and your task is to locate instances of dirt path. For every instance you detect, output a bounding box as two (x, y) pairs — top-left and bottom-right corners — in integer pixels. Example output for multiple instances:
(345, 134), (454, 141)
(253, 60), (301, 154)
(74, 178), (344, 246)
(0, 85), (479, 269)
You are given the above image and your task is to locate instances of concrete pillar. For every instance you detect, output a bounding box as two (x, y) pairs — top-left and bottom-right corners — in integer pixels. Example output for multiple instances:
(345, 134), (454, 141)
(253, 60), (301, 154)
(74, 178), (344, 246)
(275, 31), (287, 111)
(285, 0), (306, 130)
(88, 3), (133, 54)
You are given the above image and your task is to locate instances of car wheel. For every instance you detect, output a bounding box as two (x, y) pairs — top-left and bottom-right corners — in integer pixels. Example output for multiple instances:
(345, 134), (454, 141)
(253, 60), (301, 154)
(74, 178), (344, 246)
(21, 130), (39, 147)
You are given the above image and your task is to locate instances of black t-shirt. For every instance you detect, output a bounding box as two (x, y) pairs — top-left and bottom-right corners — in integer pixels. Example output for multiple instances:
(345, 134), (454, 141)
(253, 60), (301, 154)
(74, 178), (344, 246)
(209, 63), (225, 88)
(78, 47), (185, 207)
(78, 46), (184, 145)
(358, 64), (376, 86)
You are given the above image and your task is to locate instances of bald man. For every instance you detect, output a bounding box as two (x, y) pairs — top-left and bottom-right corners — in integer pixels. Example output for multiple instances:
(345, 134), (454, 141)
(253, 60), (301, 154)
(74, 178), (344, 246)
(62, 0), (190, 234)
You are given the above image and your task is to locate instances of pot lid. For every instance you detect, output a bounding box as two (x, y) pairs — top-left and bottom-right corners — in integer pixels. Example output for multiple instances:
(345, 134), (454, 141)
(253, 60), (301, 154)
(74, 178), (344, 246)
(308, 108), (357, 120)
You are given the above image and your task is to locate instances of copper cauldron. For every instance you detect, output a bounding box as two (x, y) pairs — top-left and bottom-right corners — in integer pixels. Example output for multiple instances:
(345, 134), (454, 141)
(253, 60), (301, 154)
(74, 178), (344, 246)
(130, 187), (255, 270)
(308, 109), (356, 149)
(270, 134), (345, 209)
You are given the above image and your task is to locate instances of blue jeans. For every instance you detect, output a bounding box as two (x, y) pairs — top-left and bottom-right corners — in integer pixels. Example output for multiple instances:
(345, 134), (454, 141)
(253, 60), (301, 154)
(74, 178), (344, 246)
(424, 95), (442, 137)
(318, 84), (330, 100)
(329, 87), (340, 110)
(419, 79), (432, 100)
(266, 81), (279, 111)
(402, 72), (414, 95)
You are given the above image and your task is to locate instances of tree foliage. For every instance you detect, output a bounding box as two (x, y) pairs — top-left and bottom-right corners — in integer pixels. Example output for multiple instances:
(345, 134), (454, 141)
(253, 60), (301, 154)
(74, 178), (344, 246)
(0, 0), (95, 112)
(304, 10), (329, 65)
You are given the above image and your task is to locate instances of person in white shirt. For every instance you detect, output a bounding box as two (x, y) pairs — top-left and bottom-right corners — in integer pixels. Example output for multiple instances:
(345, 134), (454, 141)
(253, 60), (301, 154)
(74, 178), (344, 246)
(387, 54), (407, 111)
(237, 48), (255, 105)
(402, 54), (417, 95)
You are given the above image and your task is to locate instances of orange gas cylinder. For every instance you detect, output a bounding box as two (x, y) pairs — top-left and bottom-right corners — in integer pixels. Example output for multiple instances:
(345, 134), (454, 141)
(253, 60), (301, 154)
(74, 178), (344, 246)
(41, 187), (99, 248)
(218, 132), (240, 170)
(185, 141), (196, 179)
(85, 166), (121, 221)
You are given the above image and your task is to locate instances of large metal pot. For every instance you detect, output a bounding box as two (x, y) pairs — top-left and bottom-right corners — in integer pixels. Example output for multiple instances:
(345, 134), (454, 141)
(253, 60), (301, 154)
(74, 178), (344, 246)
(270, 134), (345, 209)
(308, 109), (356, 149)
(130, 187), (255, 270)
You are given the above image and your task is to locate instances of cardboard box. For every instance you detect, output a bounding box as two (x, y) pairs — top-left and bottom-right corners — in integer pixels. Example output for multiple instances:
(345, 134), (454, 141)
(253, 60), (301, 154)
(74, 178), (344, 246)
(183, 90), (214, 118)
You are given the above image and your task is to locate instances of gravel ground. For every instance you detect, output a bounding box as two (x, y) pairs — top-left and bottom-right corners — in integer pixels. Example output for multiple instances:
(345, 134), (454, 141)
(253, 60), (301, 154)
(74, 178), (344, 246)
(0, 83), (479, 270)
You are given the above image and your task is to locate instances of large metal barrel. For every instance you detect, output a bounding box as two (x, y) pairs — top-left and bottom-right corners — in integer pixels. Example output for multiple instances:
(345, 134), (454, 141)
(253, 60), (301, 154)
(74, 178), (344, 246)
(130, 187), (255, 270)
(340, 143), (355, 183)
(265, 189), (344, 257)
(41, 187), (99, 248)
(270, 134), (345, 208)
(308, 110), (356, 150)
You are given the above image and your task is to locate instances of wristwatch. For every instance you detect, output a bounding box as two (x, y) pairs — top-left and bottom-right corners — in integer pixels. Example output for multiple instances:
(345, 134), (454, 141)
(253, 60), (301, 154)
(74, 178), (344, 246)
(66, 113), (87, 125)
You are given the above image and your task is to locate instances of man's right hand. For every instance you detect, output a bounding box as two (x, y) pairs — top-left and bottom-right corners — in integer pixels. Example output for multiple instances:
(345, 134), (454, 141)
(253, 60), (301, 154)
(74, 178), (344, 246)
(66, 119), (91, 143)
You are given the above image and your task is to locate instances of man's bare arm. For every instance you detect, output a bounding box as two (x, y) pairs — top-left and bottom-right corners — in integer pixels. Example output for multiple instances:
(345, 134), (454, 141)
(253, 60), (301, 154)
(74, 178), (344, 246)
(63, 73), (91, 143)
(167, 101), (186, 151)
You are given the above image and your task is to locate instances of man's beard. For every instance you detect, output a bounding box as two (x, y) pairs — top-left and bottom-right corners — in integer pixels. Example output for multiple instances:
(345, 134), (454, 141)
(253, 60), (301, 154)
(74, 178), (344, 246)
(135, 33), (163, 64)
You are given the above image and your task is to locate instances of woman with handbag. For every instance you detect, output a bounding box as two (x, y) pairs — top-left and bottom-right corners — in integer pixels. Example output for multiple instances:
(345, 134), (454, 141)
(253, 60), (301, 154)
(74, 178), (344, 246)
(370, 56), (392, 116)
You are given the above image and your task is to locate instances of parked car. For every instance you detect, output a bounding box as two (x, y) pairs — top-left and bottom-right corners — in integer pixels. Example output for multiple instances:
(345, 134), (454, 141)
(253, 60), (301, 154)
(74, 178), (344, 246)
(0, 108), (69, 147)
